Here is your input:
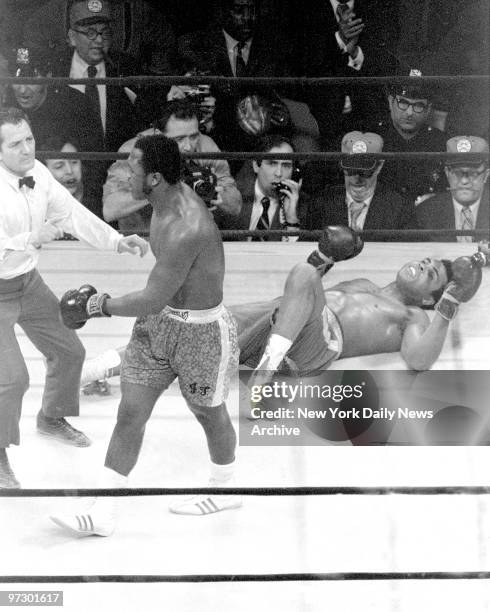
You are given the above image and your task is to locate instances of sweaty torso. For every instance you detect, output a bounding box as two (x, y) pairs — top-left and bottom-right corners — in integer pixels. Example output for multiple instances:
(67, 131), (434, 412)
(326, 279), (416, 357)
(149, 186), (225, 310)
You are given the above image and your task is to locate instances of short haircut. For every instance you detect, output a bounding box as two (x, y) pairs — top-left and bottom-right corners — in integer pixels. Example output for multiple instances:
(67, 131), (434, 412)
(156, 99), (199, 133)
(0, 107), (30, 145)
(426, 259), (454, 307)
(254, 133), (294, 166)
(134, 134), (181, 185)
(39, 134), (81, 152)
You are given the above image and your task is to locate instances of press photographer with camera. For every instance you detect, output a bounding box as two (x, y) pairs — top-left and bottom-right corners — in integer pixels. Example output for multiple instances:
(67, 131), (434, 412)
(103, 99), (242, 232)
(225, 134), (307, 241)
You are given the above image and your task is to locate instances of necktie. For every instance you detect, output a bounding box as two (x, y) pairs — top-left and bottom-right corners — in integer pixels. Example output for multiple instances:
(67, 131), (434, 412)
(235, 42), (246, 77)
(349, 200), (366, 231)
(460, 206), (474, 242)
(258, 197), (270, 230)
(19, 176), (35, 189)
(86, 65), (102, 128)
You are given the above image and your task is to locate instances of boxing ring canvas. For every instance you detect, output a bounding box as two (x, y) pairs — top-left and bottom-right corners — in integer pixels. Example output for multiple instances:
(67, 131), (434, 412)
(1, 241), (490, 611)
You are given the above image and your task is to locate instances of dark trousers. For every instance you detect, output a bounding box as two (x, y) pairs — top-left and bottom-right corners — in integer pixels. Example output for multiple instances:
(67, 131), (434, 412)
(0, 269), (85, 447)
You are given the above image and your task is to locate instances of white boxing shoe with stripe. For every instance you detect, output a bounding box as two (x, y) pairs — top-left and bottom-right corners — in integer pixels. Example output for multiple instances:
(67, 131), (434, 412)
(169, 494), (242, 515)
(50, 513), (115, 537)
(50, 500), (115, 537)
(169, 477), (242, 515)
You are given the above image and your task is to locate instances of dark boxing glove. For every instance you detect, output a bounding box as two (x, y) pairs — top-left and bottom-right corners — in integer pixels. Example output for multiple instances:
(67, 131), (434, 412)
(435, 256), (482, 321)
(60, 284), (111, 329)
(307, 225), (364, 270)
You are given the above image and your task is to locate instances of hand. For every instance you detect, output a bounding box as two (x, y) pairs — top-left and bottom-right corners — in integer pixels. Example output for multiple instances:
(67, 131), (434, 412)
(59, 284), (111, 329)
(306, 226), (364, 270)
(30, 221), (64, 248)
(166, 84), (189, 101)
(436, 256), (483, 320)
(338, 10), (365, 50)
(278, 178), (302, 225)
(208, 184), (224, 212)
(117, 235), (149, 257)
(477, 240), (490, 266)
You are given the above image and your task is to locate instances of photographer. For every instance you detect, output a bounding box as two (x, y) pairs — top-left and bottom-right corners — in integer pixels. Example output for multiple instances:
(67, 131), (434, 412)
(102, 99), (242, 232)
(226, 134), (306, 241)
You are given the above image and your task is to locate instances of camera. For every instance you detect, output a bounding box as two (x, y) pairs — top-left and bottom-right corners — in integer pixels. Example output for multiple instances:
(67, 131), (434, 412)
(181, 161), (218, 206)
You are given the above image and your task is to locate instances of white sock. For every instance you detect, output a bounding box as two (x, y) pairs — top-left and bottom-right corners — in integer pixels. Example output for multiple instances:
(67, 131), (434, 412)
(256, 334), (292, 370)
(91, 467), (128, 518)
(209, 460), (235, 486)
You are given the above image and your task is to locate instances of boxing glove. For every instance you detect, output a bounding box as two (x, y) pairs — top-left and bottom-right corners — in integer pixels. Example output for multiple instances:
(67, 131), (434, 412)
(60, 284), (111, 329)
(435, 256), (482, 321)
(307, 225), (364, 270)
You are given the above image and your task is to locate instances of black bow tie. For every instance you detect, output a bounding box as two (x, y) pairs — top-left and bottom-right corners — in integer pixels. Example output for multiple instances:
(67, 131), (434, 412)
(19, 176), (35, 189)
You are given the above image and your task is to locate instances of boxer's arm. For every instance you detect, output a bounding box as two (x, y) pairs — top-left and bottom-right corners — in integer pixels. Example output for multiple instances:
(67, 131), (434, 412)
(400, 308), (449, 371)
(105, 225), (201, 317)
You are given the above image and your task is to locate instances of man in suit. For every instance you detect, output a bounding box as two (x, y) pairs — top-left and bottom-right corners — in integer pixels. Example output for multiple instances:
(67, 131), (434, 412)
(230, 134), (304, 240)
(302, 131), (416, 240)
(53, 0), (144, 153)
(177, 0), (292, 159)
(416, 136), (489, 242)
(301, 0), (400, 149)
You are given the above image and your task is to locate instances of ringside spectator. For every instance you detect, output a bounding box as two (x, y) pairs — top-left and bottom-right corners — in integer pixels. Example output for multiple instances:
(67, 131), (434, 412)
(302, 131), (417, 239)
(103, 99), (242, 232)
(416, 136), (489, 241)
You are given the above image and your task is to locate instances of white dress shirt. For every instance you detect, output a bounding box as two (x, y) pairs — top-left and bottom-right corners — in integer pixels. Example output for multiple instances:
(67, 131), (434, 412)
(69, 51), (108, 132)
(223, 30), (252, 76)
(346, 191), (375, 230)
(329, 0), (365, 71)
(452, 197), (481, 243)
(0, 161), (122, 279)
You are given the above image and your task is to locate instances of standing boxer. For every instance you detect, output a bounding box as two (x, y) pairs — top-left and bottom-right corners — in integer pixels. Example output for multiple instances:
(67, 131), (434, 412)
(51, 134), (239, 536)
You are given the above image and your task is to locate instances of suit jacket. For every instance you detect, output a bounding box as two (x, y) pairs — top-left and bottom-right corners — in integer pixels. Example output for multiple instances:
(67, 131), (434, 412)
(299, 0), (400, 146)
(415, 187), (490, 241)
(301, 184), (417, 240)
(177, 26), (292, 153)
(54, 49), (144, 152)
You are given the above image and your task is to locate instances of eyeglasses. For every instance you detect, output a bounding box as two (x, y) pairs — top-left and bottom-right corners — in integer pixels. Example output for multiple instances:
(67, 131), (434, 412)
(72, 27), (113, 40)
(447, 167), (487, 181)
(395, 96), (428, 113)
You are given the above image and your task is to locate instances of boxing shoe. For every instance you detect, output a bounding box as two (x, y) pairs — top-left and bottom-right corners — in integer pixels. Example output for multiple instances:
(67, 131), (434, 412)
(0, 449), (21, 489)
(82, 380), (111, 396)
(36, 411), (91, 447)
(50, 511), (115, 537)
(81, 349), (121, 387)
(169, 478), (242, 516)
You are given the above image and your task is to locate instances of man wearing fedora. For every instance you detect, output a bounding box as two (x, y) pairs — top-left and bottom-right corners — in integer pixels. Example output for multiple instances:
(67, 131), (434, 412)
(416, 136), (489, 242)
(301, 131), (417, 240)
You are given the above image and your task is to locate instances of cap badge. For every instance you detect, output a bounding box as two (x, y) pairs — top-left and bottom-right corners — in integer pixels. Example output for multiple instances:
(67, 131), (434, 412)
(16, 48), (30, 65)
(456, 138), (472, 153)
(352, 140), (368, 154)
(87, 0), (103, 13)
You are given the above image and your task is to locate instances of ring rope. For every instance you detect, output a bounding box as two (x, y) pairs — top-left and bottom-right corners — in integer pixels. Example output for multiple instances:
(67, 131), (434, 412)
(0, 571), (489, 583)
(35, 151), (490, 162)
(1, 485), (489, 497)
(1, 74), (489, 87)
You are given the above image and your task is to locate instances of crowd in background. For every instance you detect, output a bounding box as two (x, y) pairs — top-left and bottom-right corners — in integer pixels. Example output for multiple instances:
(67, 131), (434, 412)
(0, 0), (488, 241)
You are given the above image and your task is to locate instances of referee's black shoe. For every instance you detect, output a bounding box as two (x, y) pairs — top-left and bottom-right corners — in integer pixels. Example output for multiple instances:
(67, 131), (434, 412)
(36, 411), (91, 447)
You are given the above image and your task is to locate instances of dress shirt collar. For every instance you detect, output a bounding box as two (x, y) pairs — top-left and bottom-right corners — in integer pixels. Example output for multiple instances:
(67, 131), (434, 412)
(330, 0), (355, 20)
(452, 196), (481, 226)
(252, 180), (279, 228)
(0, 163), (34, 192)
(71, 50), (105, 77)
(223, 30), (252, 63)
